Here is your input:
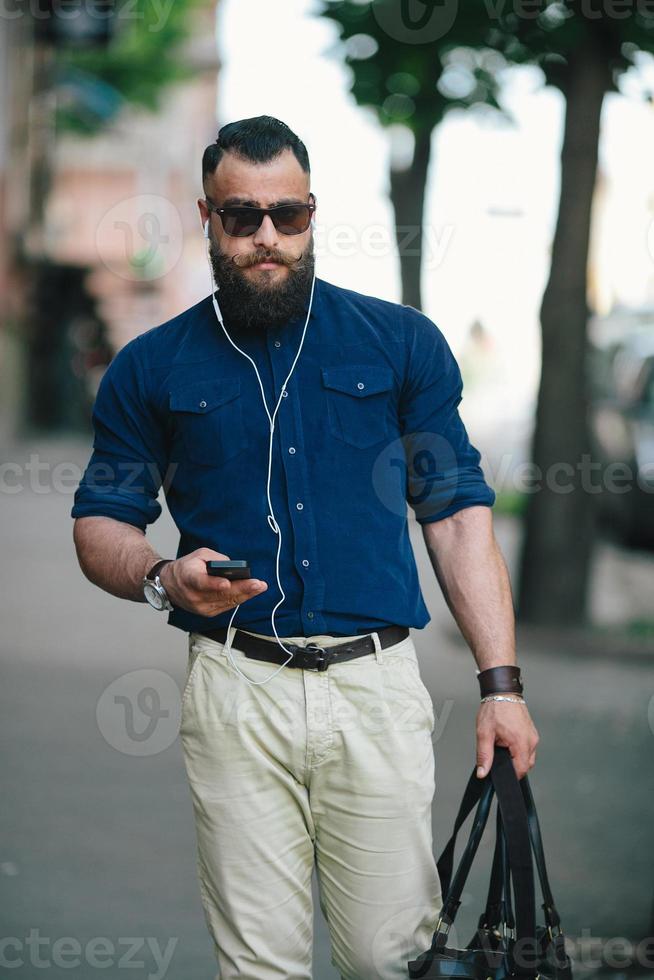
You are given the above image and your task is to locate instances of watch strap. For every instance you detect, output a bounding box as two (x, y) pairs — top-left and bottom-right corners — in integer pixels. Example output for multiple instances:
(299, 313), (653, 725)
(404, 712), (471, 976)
(145, 559), (173, 582)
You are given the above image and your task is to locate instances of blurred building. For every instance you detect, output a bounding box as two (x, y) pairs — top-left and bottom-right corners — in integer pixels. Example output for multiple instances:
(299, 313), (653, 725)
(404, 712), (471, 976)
(49, 2), (221, 354)
(0, 13), (33, 443)
(0, 0), (221, 441)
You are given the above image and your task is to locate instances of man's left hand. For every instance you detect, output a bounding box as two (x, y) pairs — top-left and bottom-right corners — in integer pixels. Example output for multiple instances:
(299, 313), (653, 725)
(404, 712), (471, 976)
(475, 700), (539, 780)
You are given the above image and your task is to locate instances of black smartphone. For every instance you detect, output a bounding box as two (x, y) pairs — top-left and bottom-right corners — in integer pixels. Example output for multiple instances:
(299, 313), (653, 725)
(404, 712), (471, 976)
(206, 560), (251, 580)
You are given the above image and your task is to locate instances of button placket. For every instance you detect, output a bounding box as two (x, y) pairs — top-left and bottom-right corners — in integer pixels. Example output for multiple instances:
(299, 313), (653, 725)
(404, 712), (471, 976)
(267, 340), (324, 634)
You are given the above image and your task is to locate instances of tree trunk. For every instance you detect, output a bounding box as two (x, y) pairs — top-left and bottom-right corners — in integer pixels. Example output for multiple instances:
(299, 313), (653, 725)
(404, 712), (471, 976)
(516, 37), (612, 625)
(389, 127), (432, 310)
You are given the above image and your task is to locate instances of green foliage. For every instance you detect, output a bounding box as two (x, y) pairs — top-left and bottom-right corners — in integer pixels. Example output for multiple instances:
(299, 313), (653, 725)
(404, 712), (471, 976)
(492, 490), (528, 518)
(626, 618), (654, 637)
(320, 0), (654, 130)
(320, 0), (506, 136)
(480, 0), (654, 92)
(55, 0), (208, 136)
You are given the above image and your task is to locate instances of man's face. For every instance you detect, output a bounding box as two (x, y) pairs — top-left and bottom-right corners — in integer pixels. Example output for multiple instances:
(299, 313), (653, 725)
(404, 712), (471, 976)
(198, 149), (315, 332)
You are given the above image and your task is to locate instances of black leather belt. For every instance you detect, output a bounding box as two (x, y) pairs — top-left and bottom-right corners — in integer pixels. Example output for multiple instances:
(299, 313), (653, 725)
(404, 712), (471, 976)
(195, 624), (410, 671)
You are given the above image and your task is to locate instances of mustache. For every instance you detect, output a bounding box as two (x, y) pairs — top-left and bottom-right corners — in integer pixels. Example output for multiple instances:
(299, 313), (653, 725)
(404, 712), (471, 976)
(229, 249), (303, 269)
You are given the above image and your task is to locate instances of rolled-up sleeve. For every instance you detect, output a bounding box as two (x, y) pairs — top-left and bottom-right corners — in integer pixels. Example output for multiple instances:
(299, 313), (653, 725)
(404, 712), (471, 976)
(399, 305), (495, 523)
(71, 336), (166, 531)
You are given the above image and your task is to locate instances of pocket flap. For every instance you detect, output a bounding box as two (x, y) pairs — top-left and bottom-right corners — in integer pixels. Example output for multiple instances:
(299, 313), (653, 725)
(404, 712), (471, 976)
(321, 365), (393, 398)
(169, 378), (240, 414)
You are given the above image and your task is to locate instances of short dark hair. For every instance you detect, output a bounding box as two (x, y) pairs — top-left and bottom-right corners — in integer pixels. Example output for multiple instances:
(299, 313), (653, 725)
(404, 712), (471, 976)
(202, 115), (310, 187)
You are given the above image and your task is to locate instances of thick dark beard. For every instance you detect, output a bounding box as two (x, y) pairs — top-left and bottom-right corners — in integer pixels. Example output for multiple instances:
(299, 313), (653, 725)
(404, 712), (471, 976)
(209, 234), (315, 333)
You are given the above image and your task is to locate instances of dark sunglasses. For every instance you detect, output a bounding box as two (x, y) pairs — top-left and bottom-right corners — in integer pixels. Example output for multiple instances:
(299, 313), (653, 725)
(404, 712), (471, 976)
(205, 194), (316, 238)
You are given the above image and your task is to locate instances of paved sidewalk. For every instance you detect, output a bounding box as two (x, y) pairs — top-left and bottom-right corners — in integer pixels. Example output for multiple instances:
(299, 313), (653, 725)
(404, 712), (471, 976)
(1, 439), (652, 979)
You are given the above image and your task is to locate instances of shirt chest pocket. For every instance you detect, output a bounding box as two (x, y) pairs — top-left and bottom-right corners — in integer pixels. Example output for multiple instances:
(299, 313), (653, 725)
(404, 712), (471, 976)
(169, 378), (246, 467)
(321, 365), (394, 449)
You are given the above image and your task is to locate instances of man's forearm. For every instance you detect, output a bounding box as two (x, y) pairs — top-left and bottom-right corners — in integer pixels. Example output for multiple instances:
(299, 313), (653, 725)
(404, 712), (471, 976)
(73, 516), (162, 602)
(421, 505), (516, 671)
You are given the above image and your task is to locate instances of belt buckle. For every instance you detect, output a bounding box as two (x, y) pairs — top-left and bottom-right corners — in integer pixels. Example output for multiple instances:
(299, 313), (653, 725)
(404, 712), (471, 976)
(304, 642), (329, 671)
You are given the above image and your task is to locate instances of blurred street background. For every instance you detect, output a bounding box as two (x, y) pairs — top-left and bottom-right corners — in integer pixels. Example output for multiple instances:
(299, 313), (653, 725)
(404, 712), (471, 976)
(2, 1), (654, 978)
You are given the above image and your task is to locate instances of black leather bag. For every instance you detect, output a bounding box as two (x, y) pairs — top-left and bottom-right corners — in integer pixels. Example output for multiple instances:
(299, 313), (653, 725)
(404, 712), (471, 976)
(408, 747), (573, 980)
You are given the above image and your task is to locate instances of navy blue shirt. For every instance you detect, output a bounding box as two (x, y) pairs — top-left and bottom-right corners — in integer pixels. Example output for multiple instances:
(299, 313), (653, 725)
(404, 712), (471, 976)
(71, 276), (495, 636)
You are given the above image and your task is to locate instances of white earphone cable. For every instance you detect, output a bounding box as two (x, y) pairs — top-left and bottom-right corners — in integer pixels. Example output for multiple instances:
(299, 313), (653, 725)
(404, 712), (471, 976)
(204, 224), (316, 686)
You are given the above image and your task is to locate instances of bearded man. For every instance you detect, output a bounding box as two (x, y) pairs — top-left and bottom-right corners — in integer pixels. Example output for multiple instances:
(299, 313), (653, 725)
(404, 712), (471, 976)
(72, 115), (538, 980)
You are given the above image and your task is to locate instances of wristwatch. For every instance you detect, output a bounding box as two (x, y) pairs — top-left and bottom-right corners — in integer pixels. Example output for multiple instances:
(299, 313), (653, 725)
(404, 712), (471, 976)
(143, 559), (174, 611)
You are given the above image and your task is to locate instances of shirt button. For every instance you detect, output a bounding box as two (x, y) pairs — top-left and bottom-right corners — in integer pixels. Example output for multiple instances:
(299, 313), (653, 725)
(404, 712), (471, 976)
(274, 340), (281, 348)
(288, 447), (296, 455)
(296, 502), (304, 510)
(302, 559), (310, 567)
(307, 611), (314, 619)
(282, 390), (288, 398)
(357, 382), (365, 390)
(199, 400), (207, 408)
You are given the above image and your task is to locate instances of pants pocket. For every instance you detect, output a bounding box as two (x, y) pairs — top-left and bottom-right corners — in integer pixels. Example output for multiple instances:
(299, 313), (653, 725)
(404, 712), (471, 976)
(182, 635), (206, 707)
(381, 647), (435, 734)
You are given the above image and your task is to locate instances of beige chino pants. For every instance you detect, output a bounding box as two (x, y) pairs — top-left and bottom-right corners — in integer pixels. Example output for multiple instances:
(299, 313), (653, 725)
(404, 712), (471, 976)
(179, 627), (443, 980)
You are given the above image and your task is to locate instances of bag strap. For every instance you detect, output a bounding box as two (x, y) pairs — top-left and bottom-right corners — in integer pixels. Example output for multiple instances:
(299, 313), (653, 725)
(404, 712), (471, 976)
(501, 817), (516, 931)
(436, 765), (487, 899)
(484, 774), (564, 934)
(520, 777), (563, 932)
(429, 749), (538, 976)
(480, 807), (515, 932)
(428, 773), (495, 958)
(482, 807), (505, 929)
(490, 748), (537, 975)
(493, 776), (572, 980)
(437, 751), (528, 938)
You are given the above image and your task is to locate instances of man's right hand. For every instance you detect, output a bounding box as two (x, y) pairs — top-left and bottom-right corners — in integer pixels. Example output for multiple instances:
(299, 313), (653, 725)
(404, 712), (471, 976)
(159, 548), (268, 616)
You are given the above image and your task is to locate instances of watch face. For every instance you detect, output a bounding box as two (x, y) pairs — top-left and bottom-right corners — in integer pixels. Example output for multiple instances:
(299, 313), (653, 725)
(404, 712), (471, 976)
(144, 582), (165, 611)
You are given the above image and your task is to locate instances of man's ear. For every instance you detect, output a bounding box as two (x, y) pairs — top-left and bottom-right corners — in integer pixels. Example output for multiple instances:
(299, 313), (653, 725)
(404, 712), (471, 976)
(197, 196), (210, 233)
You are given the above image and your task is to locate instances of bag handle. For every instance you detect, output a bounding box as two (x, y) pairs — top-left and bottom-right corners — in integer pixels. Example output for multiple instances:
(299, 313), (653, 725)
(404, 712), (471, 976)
(520, 778), (563, 933)
(439, 781), (514, 934)
(436, 753), (520, 935)
(480, 807), (515, 933)
(426, 748), (537, 976)
(489, 747), (537, 972)
(485, 777), (565, 934)
(436, 761), (489, 899)
(486, 778), (573, 980)
(435, 770), (495, 933)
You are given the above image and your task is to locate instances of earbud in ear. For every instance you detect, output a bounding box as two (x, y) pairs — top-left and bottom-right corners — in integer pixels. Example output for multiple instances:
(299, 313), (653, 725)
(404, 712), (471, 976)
(203, 220), (210, 239)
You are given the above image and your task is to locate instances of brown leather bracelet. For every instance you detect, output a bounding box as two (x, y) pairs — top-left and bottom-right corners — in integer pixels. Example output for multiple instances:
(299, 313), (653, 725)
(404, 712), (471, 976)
(477, 665), (523, 697)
